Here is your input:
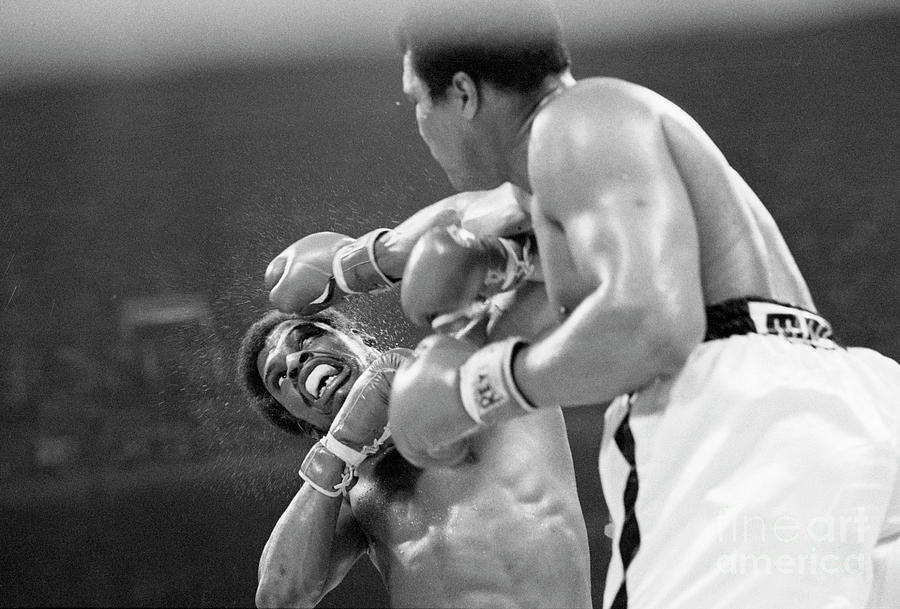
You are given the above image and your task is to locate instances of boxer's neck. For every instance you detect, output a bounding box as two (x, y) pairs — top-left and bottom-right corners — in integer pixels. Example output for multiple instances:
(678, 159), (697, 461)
(507, 71), (576, 191)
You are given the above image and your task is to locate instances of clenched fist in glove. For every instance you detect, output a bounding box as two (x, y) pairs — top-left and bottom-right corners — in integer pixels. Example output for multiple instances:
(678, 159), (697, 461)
(299, 348), (413, 496)
(267, 229), (400, 315)
(388, 335), (536, 469)
(401, 225), (537, 334)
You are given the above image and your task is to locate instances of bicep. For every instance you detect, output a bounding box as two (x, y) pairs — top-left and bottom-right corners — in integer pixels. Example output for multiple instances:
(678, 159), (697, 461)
(529, 99), (702, 308)
(508, 97), (708, 403)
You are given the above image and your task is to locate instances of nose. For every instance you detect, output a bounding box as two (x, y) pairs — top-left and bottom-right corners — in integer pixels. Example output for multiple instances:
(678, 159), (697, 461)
(284, 351), (312, 388)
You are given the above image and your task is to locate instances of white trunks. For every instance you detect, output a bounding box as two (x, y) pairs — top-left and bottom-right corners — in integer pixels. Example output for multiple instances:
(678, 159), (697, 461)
(600, 298), (900, 609)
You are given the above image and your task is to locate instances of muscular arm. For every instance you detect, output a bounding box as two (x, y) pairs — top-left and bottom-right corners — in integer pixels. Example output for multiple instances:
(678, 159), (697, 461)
(267, 183), (533, 314)
(513, 80), (707, 407)
(256, 483), (367, 608)
(374, 183), (531, 279)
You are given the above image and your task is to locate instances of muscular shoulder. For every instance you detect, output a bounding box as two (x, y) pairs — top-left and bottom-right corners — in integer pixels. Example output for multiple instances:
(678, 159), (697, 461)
(527, 78), (688, 218)
(547, 77), (663, 115)
(530, 77), (677, 161)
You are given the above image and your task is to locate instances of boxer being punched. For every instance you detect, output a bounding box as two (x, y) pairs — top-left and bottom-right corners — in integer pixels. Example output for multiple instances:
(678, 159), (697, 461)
(385, 2), (900, 608)
(237, 308), (591, 608)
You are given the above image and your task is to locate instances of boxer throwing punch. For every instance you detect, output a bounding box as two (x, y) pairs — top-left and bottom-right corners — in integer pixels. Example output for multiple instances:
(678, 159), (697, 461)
(264, 182), (537, 338)
(385, 2), (900, 608)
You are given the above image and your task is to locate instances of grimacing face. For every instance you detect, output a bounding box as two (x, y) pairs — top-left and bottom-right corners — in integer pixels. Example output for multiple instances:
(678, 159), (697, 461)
(256, 319), (375, 432)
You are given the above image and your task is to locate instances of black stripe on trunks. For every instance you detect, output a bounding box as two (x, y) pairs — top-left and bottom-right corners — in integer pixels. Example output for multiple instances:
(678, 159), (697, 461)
(611, 400), (639, 609)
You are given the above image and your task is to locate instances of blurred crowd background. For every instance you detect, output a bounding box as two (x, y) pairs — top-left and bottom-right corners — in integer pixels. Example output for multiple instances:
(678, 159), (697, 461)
(1, 1), (898, 606)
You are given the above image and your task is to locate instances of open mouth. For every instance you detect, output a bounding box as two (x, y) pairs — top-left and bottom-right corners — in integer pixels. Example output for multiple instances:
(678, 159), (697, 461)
(298, 355), (352, 414)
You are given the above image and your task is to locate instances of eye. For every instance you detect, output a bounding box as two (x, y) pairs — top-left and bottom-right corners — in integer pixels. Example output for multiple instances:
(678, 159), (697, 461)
(289, 326), (322, 349)
(302, 331), (324, 349)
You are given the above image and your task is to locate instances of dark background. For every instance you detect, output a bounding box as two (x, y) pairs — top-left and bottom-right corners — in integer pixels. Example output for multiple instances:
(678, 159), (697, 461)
(1, 11), (899, 608)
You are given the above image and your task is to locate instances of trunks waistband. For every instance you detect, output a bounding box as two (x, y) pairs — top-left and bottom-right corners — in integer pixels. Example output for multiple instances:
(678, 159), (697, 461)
(704, 297), (839, 348)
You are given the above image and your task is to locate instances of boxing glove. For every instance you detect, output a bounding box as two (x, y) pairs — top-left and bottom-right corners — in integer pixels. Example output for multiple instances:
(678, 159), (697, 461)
(299, 348), (414, 496)
(401, 225), (536, 333)
(388, 335), (536, 469)
(267, 229), (399, 315)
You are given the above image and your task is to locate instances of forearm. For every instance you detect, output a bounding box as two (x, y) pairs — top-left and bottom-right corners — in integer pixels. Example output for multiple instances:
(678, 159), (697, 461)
(374, 183), (532, 279)
(256, 475), (354, 608)
(513, 290), (705, 407)
(371, 228), (415, 281)
(387, 293), (699, 468)
(373, 202), (460, 279)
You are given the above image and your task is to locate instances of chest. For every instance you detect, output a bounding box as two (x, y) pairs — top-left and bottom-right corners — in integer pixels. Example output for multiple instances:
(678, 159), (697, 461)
(348, 447), (424, 536)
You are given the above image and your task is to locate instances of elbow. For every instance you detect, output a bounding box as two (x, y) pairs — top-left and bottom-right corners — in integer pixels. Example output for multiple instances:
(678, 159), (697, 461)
(255, 584), (284, 609)
(652, 327), (699, 376)
(255, 582), (299, 609)
(640, 299), (705, 376)
(256, 577), (324, 609)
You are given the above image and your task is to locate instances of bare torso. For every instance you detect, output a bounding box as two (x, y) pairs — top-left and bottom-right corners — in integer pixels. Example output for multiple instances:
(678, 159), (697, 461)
(347, 279), (590, 608)
(350, 408), (589, 608)
(653, 90), (814, 309)
(531, 77), (814, 318)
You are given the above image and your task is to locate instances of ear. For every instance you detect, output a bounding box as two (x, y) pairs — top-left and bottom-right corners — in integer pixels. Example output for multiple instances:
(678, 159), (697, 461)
(450, 71), (479, 119)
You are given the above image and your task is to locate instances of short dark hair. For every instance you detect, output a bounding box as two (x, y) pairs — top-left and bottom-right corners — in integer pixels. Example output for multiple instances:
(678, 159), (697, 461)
(396, 0), (571, 100)
(236, 308), (364, 438)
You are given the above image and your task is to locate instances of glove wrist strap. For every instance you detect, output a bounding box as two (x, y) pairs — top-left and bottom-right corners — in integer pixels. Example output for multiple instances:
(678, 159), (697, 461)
(320, 429), (391, 468)
(458, 336), (537, 426)
(298, 441), (352, 498)
(333, 228), (399, 295)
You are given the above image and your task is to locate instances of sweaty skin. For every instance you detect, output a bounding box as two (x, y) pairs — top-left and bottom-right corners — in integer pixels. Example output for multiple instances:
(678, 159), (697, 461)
(534, 78), (812, 310)
(511, 77), (815, 409)
(395, 33), (900, 609)
(256, 250), (590, 608)
(349, 402), (589, 608)
(355, 233), (590, 607)
(373, 181), (534, 281)
(400, 49), (812, 409)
